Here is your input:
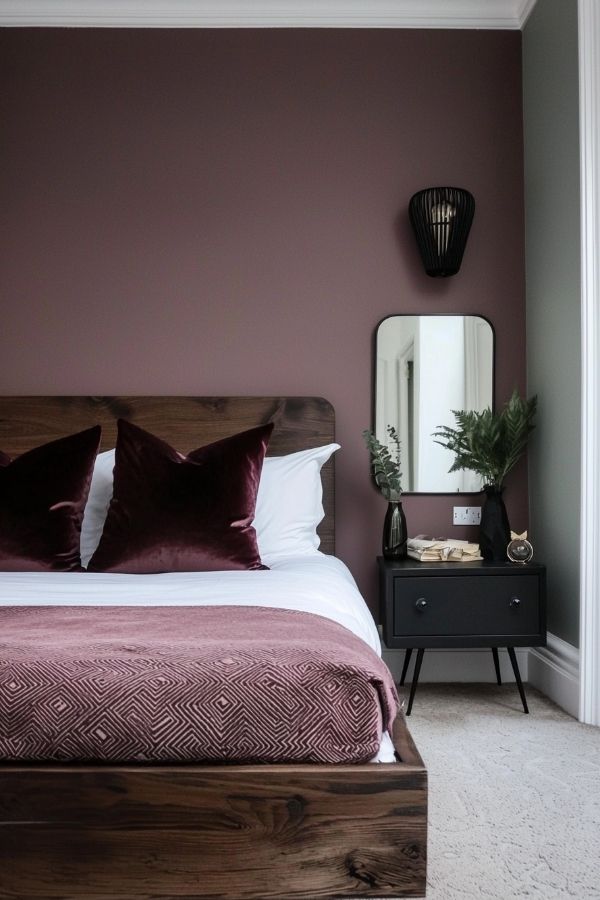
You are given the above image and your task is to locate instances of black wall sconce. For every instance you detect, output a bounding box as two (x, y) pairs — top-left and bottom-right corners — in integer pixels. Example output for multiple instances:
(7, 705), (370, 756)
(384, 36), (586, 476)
(409, 187), (475, 277)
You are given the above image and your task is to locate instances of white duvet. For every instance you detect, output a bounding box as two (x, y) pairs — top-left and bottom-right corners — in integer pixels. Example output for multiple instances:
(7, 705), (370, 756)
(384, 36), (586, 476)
(0, 552), (396, 762)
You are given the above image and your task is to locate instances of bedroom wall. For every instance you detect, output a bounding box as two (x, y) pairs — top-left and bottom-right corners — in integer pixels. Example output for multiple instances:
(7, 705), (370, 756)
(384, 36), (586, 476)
(523, 0), (581, 647)
(0, 28), (527, 613)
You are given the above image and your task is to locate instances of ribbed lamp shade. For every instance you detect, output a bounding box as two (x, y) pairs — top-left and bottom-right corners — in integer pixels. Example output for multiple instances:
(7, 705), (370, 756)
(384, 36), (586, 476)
(409, 187), (475, 277)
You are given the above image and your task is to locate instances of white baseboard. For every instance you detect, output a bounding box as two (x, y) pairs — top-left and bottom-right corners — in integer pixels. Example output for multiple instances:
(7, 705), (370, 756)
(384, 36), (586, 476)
(528, 632), (580, 719)
(382, 646), (529, 683)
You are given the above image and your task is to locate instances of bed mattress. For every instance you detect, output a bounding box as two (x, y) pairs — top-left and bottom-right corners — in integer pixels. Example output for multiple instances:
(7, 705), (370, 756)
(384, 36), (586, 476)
(0, 604), (398, 764)
(0, 554), (398, 764)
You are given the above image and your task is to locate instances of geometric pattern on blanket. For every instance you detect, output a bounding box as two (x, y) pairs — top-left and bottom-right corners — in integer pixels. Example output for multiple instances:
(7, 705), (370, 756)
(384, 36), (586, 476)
(0, 605), (399, 764)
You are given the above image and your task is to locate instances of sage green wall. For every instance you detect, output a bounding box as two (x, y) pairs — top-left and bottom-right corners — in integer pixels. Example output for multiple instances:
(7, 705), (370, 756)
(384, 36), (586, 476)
(523, 0), (580, 647)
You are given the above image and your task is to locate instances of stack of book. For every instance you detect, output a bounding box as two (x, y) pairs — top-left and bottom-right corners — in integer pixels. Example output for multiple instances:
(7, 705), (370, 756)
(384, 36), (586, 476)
(407, 536), (482, 562)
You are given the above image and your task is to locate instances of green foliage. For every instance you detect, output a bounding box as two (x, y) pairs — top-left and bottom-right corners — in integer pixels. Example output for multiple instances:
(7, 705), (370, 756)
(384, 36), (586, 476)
(433, 389), (537, 489)
(362, 426), (403, 500)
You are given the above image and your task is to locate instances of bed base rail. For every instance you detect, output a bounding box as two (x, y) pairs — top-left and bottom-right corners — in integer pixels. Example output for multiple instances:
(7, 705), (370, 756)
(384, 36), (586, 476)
(0, 714), (427, 900)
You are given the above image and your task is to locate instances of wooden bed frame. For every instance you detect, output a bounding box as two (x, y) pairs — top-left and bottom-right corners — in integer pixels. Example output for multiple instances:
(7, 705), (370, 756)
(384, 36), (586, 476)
(0, 396), (427, 900)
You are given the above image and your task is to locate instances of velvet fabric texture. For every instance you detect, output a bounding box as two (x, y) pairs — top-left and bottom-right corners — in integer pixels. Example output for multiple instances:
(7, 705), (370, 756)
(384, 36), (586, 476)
(87, 420), (273, 574)
(0, 426), (101, 572)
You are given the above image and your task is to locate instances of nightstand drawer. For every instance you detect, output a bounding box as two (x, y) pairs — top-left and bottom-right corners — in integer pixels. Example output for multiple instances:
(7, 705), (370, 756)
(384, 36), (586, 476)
(393, 575), (540, 638)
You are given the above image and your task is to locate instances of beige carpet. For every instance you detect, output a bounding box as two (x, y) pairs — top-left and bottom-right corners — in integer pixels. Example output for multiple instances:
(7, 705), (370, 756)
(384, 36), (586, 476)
(404, 684), (600, 899)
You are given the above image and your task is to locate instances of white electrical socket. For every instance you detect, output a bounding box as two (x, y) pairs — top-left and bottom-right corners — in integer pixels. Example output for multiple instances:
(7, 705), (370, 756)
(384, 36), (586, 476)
(453, 506), (481, 526)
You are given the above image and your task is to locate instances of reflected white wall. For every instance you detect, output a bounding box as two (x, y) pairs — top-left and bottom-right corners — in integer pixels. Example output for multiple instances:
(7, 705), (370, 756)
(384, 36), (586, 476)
(417, 317), (464, 491)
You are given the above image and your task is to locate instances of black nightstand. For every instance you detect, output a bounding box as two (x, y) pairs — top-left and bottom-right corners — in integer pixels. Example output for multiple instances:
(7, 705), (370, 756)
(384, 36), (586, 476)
(378, 557), (547, 715)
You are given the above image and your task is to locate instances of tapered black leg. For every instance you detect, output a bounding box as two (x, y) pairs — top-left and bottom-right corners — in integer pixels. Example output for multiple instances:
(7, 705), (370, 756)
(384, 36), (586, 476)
(507, 646), (529, 714)
(492, 647), (502, 685)
(400, 648), (413, 686)
(406, 648), (424, 716)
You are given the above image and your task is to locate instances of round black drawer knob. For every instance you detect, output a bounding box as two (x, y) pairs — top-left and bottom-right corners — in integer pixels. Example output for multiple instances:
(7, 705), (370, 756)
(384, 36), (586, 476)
(415, 597), (428, 611)
(509, 597), (521, 608)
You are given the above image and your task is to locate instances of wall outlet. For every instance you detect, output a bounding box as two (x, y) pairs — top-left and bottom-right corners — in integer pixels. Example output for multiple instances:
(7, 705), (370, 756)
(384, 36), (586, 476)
(453, 506), (481, 526)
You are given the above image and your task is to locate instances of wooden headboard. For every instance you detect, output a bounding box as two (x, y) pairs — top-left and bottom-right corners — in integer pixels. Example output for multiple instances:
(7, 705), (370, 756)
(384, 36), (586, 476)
(0, 396), (336, 554)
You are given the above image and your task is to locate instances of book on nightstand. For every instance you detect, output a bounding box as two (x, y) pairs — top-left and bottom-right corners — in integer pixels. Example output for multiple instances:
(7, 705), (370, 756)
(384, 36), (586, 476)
(407, 536), (482, 562)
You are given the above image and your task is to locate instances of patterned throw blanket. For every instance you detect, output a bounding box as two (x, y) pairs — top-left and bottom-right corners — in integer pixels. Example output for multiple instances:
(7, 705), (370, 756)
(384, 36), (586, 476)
(0, 605), (398, 764)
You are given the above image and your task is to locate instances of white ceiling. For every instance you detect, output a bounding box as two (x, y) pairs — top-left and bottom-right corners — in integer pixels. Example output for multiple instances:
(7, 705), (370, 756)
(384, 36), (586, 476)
(0, 0), (539, 29)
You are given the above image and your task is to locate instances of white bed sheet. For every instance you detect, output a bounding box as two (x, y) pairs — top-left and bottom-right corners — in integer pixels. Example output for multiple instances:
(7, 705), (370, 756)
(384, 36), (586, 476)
(0, 552), (396, 762)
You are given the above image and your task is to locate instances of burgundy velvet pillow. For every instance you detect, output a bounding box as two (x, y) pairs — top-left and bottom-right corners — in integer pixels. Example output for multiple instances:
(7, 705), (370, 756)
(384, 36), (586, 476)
(0, 426), (101, 572)
(87, 419), (274, 574)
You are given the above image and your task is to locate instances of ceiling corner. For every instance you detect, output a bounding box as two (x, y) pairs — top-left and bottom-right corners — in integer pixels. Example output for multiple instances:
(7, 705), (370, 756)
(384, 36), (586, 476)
(517, 0), (539, 28)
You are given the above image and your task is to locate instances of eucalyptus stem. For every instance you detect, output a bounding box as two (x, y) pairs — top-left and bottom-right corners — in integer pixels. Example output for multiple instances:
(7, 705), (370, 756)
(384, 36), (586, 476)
(363, 426), (403, 500)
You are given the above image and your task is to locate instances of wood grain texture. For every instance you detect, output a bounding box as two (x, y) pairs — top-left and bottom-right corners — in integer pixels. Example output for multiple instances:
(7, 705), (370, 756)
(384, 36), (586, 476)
(0, 715), (427, 900)
(0, 396), (427, 899)
(0, 396), (335, 554)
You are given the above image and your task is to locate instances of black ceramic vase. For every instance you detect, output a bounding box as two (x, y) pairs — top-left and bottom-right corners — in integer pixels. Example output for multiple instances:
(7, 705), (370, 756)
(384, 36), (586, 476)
(479, 486), (511, 561)
(383, 500), (408, 560)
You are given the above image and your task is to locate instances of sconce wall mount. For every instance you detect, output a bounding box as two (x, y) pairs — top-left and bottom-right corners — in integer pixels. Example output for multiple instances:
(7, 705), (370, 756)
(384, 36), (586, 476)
(409, 186), (475, 277)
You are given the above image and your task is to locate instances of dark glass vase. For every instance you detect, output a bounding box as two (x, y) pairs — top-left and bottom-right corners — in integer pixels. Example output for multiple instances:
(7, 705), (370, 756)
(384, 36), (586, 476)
(383, 500), (408, 560)
(480, 486), (511, 561)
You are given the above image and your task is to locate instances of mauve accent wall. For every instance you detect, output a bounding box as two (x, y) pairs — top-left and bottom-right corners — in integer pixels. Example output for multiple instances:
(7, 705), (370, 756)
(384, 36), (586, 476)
(0, 28), (526, 612)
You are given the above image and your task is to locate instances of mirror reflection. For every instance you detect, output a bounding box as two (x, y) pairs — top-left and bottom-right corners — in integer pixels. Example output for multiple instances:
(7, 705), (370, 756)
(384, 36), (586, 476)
(376, 315), (494, 493)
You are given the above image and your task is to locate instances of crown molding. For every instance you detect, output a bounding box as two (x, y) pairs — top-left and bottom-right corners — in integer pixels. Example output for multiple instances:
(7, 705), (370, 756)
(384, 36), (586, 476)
(0, 0), (538, 30)
(518, 0), (539, 28)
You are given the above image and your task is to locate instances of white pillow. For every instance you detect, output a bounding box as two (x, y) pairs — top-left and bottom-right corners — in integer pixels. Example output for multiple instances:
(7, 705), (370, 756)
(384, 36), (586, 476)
(80, 443), (340, 567)
(80, 449), (116, 568)
(254, 443), (340, 560)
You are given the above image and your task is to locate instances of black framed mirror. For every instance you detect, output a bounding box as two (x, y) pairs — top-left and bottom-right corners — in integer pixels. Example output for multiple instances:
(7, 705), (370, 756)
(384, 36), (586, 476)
(375, 315), (494, 493)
